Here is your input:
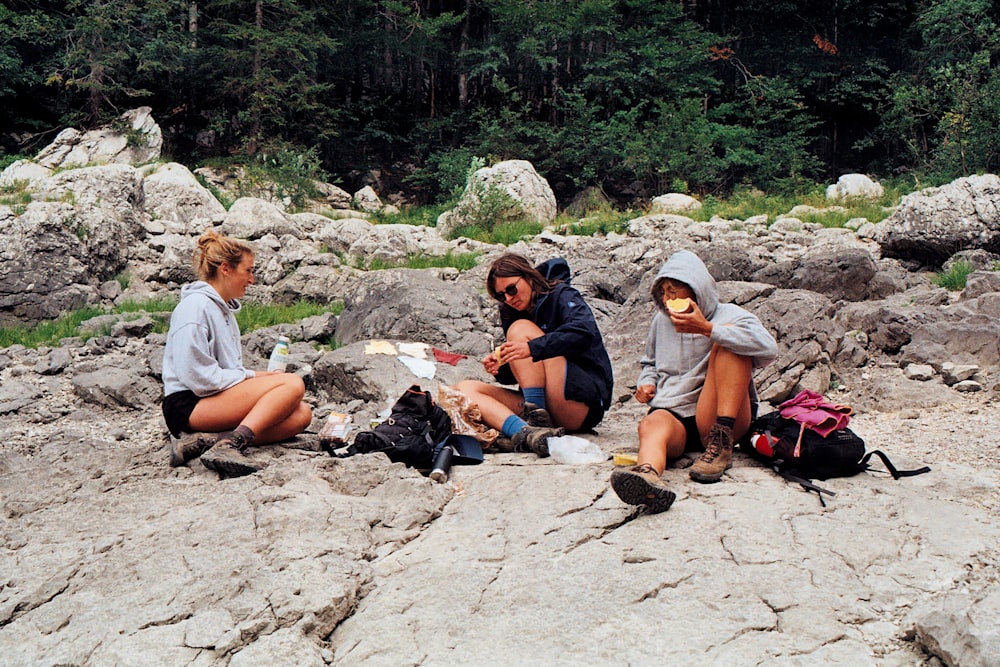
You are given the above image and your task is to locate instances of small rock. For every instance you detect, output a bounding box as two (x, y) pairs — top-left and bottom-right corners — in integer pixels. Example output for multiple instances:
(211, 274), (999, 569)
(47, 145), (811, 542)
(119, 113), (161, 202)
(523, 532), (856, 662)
(953, 380), (982, 393)
(904, 364), (935, 381)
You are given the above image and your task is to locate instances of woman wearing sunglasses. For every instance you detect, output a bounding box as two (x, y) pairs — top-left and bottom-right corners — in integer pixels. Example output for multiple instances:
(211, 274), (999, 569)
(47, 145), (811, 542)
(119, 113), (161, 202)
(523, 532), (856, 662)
(456, 253), (614, 456)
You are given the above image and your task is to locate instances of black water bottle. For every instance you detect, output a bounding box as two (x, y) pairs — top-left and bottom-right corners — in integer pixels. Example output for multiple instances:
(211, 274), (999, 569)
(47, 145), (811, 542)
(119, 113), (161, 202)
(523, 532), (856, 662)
(429, 445), (454, 483)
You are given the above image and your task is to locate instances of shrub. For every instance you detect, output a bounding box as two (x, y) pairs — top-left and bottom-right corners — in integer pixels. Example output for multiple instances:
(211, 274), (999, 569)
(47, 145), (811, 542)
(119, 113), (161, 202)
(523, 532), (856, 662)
(933, 260), (975, 291)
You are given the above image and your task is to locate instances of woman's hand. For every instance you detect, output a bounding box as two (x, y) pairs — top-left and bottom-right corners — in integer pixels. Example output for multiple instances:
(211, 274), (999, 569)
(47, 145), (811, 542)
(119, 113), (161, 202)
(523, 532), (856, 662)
(482, 352), (500, 376)
(495, 341), (531, 364)
(634, 384), (656, 404)
(668, 301), (713, 337)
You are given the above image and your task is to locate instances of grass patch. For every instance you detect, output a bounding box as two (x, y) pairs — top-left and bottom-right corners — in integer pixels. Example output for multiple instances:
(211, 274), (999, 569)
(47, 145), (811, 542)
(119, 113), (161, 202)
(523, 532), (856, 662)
(933, 260), (975, 291)
(452, 219), (543, 244)
(0, 179), (32, 214)
(362, 250), (481, 271)
(0, 298), (342, 349)
(236, 299), (343, 332)
(369, 204), (450, 227)
(556, 208), (634, 236)
(691, 180), (913, 227)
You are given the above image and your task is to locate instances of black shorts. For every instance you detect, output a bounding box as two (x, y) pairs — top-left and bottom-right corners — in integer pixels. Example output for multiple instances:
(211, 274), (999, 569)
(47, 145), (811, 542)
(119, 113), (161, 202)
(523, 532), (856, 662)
(162, 390), (200, 438)
(564, 361), (609, 432)
(647, 407), (704, 453)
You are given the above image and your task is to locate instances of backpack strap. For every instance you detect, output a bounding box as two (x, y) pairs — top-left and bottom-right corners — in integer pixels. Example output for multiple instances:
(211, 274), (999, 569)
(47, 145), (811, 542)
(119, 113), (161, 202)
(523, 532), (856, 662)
(860, 450), (932, 479)
(775, 467), (835, 507)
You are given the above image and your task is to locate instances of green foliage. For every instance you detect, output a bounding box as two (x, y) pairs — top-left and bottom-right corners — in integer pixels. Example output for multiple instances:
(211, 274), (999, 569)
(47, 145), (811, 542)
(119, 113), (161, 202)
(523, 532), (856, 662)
(241, 144), (326, 210)
(363, 250), (480, 272)
(0, 306), (105, 348)
(0, 298), (341, 349)
(404, 148), (479, 206)
(556, 208), (633, 237)
(0, 179), (31, 214)
(4, 1), (1000, 201)
(695, 182), (907, 227)
(933, 260), (975, 290)
(369, 203), (450, 227)
(235, 299), (343, 333)
(874, 0), (1000, 176)
(451, 220), (544, 245)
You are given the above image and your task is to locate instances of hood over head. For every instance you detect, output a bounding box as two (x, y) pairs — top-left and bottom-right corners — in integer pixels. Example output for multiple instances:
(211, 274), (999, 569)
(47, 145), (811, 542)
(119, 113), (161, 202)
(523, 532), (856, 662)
(652, 250), (718, 319)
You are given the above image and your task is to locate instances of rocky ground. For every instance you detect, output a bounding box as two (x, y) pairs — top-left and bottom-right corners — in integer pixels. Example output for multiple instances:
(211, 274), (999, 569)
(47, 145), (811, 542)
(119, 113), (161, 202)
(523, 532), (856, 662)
(1, 343), (997, 666)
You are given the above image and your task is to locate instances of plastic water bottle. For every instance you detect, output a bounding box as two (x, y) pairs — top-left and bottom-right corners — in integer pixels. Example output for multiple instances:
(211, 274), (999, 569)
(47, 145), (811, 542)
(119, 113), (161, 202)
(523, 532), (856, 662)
(267, 335), (290, 372)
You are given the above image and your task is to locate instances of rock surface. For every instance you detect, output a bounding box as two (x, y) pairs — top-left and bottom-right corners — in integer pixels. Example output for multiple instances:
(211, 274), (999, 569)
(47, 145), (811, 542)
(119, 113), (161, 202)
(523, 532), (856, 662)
(0, 114), (999, 665)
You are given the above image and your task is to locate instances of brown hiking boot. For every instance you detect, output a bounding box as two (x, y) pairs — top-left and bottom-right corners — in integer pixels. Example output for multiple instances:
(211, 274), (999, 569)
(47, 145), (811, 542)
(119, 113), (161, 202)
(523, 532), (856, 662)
(521, 402), (554, 428)
(201, 432), (260, 478)
(492, 436), (516, 453)
(512, 425), (565, 457)
(689, 423), (734, 484)
(610, 463), (676, 513)
(169, 431), (216, 467)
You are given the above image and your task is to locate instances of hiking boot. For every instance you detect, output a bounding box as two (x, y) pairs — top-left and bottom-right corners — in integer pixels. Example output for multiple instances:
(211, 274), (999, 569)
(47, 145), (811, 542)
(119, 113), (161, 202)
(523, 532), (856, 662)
(169, 431), (216, 467)
(511, 425), (565, 457)
(610, 463), (676, 513)
(201, 432), (260, 478)
(689, 423), (734, 484)
(492, 436), (516, 453)
(521, 402), (554, 428)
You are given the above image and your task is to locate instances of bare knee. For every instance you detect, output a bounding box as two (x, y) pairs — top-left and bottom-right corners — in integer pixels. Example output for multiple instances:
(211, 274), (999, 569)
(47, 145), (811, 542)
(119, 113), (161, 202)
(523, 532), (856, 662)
(456, 379), (484, 395)
(291, 402), (313, 431)
(506, 318), (543, 342)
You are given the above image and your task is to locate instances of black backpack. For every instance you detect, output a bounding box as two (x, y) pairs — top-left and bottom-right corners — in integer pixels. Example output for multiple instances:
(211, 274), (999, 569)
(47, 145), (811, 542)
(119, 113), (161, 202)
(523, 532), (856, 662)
(745, 411), (931, 503)
(340, 385), (453, 469)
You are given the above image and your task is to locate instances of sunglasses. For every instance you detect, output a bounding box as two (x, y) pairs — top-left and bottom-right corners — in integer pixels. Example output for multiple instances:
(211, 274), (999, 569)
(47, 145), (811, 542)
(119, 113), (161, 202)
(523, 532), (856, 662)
(493, 277), (525, 301)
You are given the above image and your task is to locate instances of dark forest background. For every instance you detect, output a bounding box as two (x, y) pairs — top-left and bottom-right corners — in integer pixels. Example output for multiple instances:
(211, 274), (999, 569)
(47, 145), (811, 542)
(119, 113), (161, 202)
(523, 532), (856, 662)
(2, 0), (999, 207)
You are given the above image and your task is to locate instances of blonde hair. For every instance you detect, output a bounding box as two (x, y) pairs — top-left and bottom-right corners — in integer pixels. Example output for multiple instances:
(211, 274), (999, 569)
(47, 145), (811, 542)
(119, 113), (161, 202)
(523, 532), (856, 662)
(193, 230), (254, 281)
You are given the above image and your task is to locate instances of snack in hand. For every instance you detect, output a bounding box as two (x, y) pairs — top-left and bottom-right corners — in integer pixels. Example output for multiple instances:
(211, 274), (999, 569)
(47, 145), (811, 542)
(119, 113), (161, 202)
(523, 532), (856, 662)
(666, 297), (692, 313)
(494, 347), (503, 363)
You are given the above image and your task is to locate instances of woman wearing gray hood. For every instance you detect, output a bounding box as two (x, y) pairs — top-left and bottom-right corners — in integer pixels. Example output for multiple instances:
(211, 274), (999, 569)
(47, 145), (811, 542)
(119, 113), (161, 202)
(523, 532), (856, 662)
(161, 231), (313, 478)
(611, 250), (777, 512)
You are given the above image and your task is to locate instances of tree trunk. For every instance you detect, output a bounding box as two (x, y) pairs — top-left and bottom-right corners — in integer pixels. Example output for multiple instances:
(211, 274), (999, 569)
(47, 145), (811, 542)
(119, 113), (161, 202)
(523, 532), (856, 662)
(458, 0), (471, 107)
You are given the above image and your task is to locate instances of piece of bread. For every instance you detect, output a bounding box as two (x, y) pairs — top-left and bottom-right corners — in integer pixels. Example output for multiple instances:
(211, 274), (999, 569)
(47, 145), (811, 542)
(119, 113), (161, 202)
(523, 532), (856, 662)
(666, 297), (692, 313)
(494, 348), (502, 363)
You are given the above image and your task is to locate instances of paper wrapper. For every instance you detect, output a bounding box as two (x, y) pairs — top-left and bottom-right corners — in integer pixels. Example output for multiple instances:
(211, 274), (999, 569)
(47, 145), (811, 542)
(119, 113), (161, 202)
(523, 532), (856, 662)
(437, 384), (500, 448)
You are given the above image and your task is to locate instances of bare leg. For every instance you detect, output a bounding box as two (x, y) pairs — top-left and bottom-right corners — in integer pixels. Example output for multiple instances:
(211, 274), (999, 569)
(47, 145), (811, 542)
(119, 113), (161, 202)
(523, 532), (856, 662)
(189, 373), (313, 444)
(694, 344), (753, 441)
(504, 319), (590, 431)
(453, 379), (524, 432)
(636, 409), (689, 475)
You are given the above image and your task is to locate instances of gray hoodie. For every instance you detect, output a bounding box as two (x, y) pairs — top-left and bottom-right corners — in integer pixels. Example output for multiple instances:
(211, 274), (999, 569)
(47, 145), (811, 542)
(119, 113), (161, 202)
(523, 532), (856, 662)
(162, 281), (255, 398)
(637, 250), (777, 417)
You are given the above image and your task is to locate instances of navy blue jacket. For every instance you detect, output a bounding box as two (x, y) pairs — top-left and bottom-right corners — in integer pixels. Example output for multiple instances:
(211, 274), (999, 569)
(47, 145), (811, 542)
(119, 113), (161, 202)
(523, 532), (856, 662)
(496, 259), (613, 411)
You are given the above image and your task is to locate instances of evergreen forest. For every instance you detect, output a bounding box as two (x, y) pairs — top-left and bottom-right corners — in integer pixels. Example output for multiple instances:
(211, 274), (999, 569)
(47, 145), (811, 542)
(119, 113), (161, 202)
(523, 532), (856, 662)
(2, 0), (999, 207)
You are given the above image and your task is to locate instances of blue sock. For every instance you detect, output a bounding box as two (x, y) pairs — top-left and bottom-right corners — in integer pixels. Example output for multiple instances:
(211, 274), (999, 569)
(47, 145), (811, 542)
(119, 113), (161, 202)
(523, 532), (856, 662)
(502, 415), (528, 438)
(522, 387), (546, 410)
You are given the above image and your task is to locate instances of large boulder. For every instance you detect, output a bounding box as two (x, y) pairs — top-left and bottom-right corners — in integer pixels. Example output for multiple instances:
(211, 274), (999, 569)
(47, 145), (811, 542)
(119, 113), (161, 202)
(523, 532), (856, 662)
(439, 159), (557, 238)
(0, 207), (102, 326)
(826, 173), (885, 200)
(874, 174), (1000, 266)
(34, 107), (162, 169)
(334, 268), (492, 353)
(142, 162), (227, 235)
(0, 160), (52, 189)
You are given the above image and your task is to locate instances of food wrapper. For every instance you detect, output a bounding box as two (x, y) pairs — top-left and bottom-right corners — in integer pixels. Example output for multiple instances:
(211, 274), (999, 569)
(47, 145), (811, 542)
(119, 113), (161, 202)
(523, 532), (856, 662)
(437, 384), (500, 448)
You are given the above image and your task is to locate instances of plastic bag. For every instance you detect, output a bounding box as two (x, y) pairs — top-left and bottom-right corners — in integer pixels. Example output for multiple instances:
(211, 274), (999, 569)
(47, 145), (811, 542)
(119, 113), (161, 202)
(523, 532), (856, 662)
(437, 384), (500, 447)
(547, 435), (607, 465)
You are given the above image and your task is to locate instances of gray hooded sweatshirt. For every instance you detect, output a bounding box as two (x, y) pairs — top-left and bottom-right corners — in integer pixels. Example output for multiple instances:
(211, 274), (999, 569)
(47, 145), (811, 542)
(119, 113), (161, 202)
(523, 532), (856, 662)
(637, 250), (777, 417)
(162, 281), (255, 398)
